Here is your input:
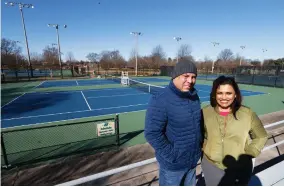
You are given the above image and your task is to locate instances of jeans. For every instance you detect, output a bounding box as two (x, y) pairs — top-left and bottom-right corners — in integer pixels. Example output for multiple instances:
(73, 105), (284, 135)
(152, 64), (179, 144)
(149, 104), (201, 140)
(159, 166), (196, 186)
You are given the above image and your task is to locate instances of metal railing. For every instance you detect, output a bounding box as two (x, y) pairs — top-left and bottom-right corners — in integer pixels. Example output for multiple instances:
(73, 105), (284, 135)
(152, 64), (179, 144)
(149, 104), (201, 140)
(57, 120), (284, 186)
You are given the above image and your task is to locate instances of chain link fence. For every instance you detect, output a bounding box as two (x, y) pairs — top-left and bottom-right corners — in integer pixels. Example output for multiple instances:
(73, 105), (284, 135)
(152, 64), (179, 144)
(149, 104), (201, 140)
(235, 66), (284, 87)
(1, 64), (95, 83)
(160, 65), (284, 88)
(1, 115), (120, 168)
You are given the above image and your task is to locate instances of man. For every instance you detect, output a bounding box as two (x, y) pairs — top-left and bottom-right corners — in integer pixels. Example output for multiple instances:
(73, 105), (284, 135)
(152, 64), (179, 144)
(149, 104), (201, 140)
(145, 60), (202, 186)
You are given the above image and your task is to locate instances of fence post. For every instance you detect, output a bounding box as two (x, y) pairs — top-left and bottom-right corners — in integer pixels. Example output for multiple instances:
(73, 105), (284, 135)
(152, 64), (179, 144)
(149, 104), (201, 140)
(115, 114), (120, 146)
(206, 68), (208, 80)
(1, 69), (5, 83)
(1, 133), (10, 167)
(274, 66), (280, 87)
(251, 66), (256, 85)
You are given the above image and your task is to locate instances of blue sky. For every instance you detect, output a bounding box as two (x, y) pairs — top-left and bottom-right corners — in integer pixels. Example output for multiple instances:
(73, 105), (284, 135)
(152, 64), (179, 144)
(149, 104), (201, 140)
(2, 0), (284, 62)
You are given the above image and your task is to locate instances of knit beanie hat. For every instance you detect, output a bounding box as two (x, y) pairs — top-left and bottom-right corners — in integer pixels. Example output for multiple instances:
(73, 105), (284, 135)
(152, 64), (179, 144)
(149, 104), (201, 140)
(171, 60), (197, 79)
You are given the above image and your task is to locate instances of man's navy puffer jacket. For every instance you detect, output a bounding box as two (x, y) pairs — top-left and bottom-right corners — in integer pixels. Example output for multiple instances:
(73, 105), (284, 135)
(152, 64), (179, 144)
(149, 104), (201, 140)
(145, 80), (202, 171)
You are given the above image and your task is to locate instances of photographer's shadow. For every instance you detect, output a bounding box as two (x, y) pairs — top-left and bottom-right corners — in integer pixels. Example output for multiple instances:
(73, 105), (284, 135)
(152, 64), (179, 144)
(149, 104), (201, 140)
(218, 154), (262, 186)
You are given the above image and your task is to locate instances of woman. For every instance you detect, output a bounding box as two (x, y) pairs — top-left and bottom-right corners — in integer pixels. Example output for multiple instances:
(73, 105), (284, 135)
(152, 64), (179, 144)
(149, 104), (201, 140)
(201, 76), (268, 186)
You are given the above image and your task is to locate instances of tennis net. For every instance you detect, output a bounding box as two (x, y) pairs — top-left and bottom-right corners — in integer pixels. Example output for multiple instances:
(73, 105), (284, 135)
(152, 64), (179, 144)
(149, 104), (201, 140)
(104, 74), (121, 83)
(128, 79), (165, 95)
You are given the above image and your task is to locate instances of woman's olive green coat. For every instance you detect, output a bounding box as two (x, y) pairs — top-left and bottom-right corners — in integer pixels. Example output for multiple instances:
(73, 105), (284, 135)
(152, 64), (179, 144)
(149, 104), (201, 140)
(202, 105), (268, 170)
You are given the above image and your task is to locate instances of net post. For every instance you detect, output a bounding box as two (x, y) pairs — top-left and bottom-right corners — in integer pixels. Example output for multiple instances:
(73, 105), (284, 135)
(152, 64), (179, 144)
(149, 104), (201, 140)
(115, 114), (120, 146)
(148, 85), (150, 93)
(1, 133), (10, 168)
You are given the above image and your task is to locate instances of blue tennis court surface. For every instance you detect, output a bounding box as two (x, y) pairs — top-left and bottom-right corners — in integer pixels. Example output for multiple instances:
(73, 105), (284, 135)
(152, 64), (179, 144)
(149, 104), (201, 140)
(1, 84), (266, 128)
(35, 78), (169, 88)
(36, 79), (121, 88)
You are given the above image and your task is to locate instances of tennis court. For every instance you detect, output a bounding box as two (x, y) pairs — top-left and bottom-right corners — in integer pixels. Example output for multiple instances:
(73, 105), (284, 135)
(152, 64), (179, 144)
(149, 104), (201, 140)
(35, 79), (121, 88)
(35, 77), (170, 89)
(1, 79), (266, 129)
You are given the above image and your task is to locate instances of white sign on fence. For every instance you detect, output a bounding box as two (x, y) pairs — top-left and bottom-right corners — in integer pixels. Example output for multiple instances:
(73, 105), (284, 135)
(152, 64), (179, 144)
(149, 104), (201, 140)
(97, 121), (115, 137)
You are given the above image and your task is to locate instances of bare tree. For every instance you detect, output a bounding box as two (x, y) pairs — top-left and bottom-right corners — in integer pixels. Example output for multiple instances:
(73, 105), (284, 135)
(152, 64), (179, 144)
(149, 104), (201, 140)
(99, 51), (113, 73)
(151, 45), (167, 72)
(1, 38), (24, 79)
(65, 51), (76, 63)
(195, 56), (213, 73)
(30, 52), (43, 65)
(86, 52), (100, 74)
(1, 38), (24, 73)
(250, 60), (261, 66)
(1, 38), (21, 56)
(129, 48), (136, 60)
(178, 44), (192, 59)
(99, 50), (125, 74)
(151, 45), (166, 59)
(86, 52), (100, 62)
(218, 49), (234, 62)
(42, 45), (59, 69)
(127, 48), (138, 70)
(110, 50), (126, 71)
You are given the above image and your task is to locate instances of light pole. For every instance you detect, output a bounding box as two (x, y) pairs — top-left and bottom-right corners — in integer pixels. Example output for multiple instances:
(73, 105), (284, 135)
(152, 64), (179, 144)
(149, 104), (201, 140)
(5, 1), (34, 80)
(240, 45), (246, 66)
(211, 42), (220, 74)
(47, 24), (67, 79)
(173, 37), (182, 62)
(51, 43), (57, 65)
(130, 31), (142, 76)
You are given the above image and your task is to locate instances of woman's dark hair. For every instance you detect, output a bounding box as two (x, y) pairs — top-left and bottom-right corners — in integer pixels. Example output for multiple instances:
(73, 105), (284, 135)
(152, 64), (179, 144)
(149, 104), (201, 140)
(210, 76), (242, 119)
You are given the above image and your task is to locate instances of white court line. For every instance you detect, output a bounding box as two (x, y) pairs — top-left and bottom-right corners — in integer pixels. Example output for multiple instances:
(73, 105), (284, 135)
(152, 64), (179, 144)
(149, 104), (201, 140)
(1, 103), (148, 121)
(81, 91), (91, 110)
(27, 87), (133, 95)
(2, 109), (90, 121)
(244, 93), (270, 97)
(85, 87), (133, 92)
(241, 91), (267, 94)
(76, 80), (79, 86)
(34, 81), (46, 88)
(87, 93), (147, 99)
(1, 93), (26, 109)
